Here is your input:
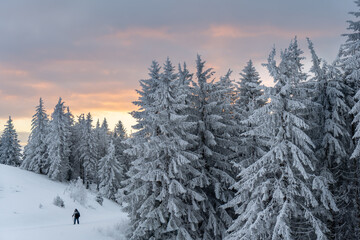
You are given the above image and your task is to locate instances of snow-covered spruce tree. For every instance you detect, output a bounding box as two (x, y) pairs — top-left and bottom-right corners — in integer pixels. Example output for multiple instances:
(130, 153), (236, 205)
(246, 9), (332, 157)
(308, 39), (357, 239)
(223, 61), (268, 239)
(21, 98), (49, 173)
(98, 118), (110, 159)
(118, 59), (206, 240)
(98, 140), (122, 200)
(65, 106), (76, 179)
(94, 119), (102, 157)
(114, 120), (127, 139)
(235, 60), (265, 169)
(224, 39), (337, 240)
(113, 120), (130, 181)
(191, 55), (236, 239)
(237, 60), (264, 117)
(306, 38), (327, 157)
(340, 2), (360, 238)
(0, 116), (21, 166)
(340, 0), (360, 103)
(79, 113), (99, 188)
(322, 62), (357, 240)
(69, 114), (86, 180)
(45, 98), (72, 181)
(348, 68), (360, 239)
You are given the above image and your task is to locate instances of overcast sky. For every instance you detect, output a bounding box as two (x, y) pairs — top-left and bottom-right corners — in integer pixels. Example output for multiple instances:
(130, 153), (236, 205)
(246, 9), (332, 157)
(0, 0), (356, 136)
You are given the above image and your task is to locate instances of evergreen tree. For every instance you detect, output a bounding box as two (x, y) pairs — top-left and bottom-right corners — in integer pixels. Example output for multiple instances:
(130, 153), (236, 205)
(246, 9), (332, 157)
(323, 62), (356, 239)
(191, 55), (236, 239)
(340, 0), (360, 99)
(0, 116), (21, 166)
(308, 39), (356, 239)
(119, 59), (206, 239)
(113, 120), (130, 180)
(235, 60), (265, 169)
(114, 120), (127, 139)
(237, 60), (264, 116)
(96, 118), (110, 160)
(21, 98), (49, 173)
(46, 98), (72, 181)
(79, 113), (99, 187)
(224, 39), (337, 240)
(306, 38), (327, 158)
(340, 2), (360, 238)
(98, 140), (122, 200)
(71, 114), (86, 180)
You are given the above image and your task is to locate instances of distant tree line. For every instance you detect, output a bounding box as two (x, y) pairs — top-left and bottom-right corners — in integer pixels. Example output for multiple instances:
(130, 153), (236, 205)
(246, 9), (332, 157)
(0, 97), (128, 201)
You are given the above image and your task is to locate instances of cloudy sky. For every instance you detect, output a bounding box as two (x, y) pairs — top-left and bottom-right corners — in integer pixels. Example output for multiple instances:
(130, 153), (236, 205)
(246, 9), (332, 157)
(0, 0), (356, 140)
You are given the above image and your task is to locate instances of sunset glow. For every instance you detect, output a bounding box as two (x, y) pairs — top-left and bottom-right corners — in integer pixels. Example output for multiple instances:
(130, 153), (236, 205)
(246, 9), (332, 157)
(0, 0), (354, 145)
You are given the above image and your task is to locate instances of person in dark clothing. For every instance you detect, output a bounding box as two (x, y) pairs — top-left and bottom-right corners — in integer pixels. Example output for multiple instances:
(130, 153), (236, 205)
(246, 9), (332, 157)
(72, 209), (80, 224)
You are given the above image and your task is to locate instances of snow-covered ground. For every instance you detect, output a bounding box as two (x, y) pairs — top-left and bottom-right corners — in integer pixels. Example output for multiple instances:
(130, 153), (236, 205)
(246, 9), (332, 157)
(0, 164), (129, 240)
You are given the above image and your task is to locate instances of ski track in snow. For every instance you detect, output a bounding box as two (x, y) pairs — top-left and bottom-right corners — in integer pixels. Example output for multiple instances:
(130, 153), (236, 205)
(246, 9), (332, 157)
(0, 164), (129, 240)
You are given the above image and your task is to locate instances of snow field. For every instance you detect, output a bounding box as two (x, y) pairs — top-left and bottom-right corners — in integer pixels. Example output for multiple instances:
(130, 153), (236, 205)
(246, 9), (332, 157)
(0, 164), (129, 240)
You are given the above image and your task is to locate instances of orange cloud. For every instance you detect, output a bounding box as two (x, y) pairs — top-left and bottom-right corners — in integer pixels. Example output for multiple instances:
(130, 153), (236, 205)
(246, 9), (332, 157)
(205, 24), (336, 39)
(0, 67), (29, 77)
(67, 90), (138, 113)
(23, 82), (57, 91)
(207, 25), (259, 38)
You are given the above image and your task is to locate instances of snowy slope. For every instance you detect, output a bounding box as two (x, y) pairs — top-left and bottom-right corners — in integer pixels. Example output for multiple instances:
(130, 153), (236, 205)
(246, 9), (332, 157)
(0, 164), (129, 240)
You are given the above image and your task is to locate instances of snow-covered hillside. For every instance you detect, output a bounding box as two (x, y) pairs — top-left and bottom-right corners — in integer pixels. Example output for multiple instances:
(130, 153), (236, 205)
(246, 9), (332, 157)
(0, 164), (129, 240)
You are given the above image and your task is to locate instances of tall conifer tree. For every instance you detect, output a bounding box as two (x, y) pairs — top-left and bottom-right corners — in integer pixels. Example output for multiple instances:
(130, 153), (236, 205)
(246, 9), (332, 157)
(46, 98), (72, 181)
(224, 39), (337, 240)
(119, 59), (206, 239)
(21, 98), (49, 173)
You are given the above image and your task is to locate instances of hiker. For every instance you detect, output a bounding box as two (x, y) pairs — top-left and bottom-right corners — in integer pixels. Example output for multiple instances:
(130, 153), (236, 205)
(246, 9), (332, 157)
(72, 209), (80, 225)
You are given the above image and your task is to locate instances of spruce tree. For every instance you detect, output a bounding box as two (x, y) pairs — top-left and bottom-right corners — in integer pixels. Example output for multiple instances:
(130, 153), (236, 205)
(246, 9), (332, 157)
(0, 116), (21, 166)
(119, 59), (206, 240)
(306, 38), (327, 157)
(191, 55), (236, 239)
(340, 1), (360, 238)
(323, 62), (356, 239)
(114, 120), (127, 139)
(235, 60), (265, 169)
(21, 98), (49, 173)
(96, 118), (110, 160)
(224, 39), (337, 240)
(113, 120), (129, 181)
(340, 0), (360, 98)
(237, 60), (264, 116)
(308, 39), (356, 239)
(79, 113), (99, 187)
(46, 98), (72, 181)
(98, 140), (122, 200)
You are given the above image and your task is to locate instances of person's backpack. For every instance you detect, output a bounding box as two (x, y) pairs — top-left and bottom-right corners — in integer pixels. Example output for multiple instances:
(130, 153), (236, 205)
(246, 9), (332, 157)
(75, 211), (80, 218)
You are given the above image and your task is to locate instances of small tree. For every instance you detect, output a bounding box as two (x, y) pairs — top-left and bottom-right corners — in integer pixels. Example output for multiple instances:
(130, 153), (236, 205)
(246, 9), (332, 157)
(53, 195), (65, 208)
(113, 120), (130, 182)
(0, 116), (22, 166)
(98, 140), (122, 200)
(66, 177), (87, 205)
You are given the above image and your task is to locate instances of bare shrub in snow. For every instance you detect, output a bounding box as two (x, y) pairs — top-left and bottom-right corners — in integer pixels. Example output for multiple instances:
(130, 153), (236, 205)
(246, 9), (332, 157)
(96, 193), (103, 206)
